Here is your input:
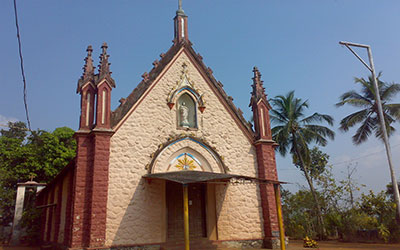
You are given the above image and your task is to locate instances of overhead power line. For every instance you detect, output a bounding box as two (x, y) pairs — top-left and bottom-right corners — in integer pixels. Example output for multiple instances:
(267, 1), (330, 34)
(13, 0), (31, 131)
(278, 143), (400, 171)
(330, 143), (400, 166)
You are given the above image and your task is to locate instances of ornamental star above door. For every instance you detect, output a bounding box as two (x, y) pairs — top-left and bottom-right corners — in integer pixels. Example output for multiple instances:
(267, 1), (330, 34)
(173, 153), (200, 171)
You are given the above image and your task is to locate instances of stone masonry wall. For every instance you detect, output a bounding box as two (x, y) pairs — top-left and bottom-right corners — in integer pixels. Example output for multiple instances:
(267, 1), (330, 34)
(106, 49), (263, 246)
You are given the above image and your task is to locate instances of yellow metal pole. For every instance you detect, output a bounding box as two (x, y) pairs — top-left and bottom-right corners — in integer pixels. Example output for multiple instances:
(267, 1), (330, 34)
(183, 184), (190, 250)
(274, 184), (286, 250)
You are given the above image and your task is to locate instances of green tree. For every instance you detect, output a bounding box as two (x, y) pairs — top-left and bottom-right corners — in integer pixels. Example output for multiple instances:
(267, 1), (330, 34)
(0, 122), (76, 227)
(336, 73), (400, 145)
(270, 91), (335, 239)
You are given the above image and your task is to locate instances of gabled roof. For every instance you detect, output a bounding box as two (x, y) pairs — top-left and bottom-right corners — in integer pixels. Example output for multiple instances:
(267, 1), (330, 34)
(110, 41), (254, 139)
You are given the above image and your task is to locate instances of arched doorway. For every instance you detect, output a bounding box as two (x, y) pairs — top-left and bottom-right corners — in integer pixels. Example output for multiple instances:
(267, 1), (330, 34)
(147, 136), (223, 242)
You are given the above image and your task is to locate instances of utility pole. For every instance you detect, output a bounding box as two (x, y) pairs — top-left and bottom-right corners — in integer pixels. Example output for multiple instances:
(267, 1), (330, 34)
(339, 41), (400, 219)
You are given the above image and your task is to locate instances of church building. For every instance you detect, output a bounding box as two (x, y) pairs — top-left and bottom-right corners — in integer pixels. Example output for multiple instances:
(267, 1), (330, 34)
(37, 3), (284, 250)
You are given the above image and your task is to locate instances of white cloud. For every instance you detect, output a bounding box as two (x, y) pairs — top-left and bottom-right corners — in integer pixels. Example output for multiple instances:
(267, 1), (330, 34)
(0, 114), (18, 127)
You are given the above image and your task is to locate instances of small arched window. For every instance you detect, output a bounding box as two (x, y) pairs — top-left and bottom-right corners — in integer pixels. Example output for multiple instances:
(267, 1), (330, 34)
(177, 93), (197, 128)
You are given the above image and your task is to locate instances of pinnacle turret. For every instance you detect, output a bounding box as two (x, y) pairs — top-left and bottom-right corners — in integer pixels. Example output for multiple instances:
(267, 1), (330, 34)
(96, 42), (116, 88)
(77, 45), (95, 93)
(98, 43), (110, 79)
(250, 66), (267, 107)
(173, 0), (189, 44)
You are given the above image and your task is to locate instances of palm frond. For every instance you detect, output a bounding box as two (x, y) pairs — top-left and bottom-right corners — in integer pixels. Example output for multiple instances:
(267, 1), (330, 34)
(338, 109), (370, 132)
(374, 114), (396, 140)
(384, 104), (400, 120)
(270, 111), (288, 124)
(336, 90), (372, 108)
(272, 125), (290, 157)
(352, 116), (375, 145)
(301, 113), (334, 126)
(381, 83), (400, 101)
(304, 125), (335, 140)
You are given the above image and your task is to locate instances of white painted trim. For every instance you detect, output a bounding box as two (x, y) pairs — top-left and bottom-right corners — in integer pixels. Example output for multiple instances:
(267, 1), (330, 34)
(86, 93), (90, 126)
(102, 90), (106, 124)
(181, 19), (185, 38)
(260, 108), (265, 137)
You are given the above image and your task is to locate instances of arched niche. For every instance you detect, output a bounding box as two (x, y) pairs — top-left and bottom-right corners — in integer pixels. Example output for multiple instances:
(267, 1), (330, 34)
(177, 93), (197, 129)
(149, 137), (226, 174)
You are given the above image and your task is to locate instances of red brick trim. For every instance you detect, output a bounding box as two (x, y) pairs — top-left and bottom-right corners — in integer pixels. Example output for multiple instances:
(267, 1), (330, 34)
(255, 143), (280, 242)
(54, 182), (63, 243)
(40, 192), (48, 243)
(64, 169), (74, 246)
(46, 190), (55, 242)
(87, 131), (112, 247)
(70, 134), (93, 248)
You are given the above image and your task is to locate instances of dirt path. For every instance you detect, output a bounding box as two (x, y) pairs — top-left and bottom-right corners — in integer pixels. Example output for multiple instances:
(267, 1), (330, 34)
(2, 241), (400, 250)
(287, 240), (400, 250)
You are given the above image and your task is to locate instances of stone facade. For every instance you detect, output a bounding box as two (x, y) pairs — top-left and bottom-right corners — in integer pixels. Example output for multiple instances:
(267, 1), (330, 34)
(36, 5), (283, 250)
(106, 50), (263, 245)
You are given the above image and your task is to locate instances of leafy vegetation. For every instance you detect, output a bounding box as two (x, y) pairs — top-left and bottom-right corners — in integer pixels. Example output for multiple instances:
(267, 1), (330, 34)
(270, 91), (335, 239)
(282, 163), (400, 243)
(336, 73), (400, 145)
(0, 121), (76, 241)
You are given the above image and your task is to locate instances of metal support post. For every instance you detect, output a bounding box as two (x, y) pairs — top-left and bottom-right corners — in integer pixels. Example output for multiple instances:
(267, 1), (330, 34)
(183, 184), (190, 250)
(339, 41), (400, 219)
(274, 184), (286, 250)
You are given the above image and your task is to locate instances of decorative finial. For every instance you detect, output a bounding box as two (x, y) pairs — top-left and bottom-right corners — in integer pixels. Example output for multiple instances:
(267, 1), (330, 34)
(96, 42), (116, 88)
(77, 45), (95, 93)
(176, 0), (185, 16)
(250, 66), (267, 106)
(82, 45), (94, 79)
(98, 42), (110, 77)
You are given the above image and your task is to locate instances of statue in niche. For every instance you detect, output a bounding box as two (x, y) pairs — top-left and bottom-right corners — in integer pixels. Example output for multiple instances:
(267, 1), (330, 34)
(179, 102), (190, 127)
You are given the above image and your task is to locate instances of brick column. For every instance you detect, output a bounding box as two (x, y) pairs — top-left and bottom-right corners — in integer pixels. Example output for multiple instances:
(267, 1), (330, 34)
(88, 130), (113, 247)
(255, 141), (281, 249)
(69, 132), (93, 248)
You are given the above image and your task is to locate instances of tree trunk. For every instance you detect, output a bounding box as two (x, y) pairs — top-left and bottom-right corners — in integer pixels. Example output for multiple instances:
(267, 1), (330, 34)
(293, 136), (326, 240)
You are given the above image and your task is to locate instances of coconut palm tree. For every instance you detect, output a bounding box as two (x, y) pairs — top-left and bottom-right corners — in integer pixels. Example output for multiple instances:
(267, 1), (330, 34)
(336, 73), (400, 145)
(270, 91), (335, 239)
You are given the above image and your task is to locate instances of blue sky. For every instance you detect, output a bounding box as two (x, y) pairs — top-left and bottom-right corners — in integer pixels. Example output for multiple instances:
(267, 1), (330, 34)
(1, 0), (400, 195)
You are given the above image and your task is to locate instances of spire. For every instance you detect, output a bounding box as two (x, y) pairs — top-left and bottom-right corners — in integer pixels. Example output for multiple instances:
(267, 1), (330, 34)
(96, 42), (116, 88)
(98, 42), (110, 78)
(83, 45), (94, 79)
(250, 66), (272, 140)
(174, 0), (188, 44)
(176, 0), (185, 16)
(77, 45), (95, 93)
(250, 66), (267, 107)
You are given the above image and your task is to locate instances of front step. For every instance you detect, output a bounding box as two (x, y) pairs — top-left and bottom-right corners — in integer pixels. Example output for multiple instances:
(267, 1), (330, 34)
(161, 238), (221, 250)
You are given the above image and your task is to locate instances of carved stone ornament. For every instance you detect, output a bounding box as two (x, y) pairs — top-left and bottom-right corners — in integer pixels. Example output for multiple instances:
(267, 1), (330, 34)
(167, 62), (205, 110)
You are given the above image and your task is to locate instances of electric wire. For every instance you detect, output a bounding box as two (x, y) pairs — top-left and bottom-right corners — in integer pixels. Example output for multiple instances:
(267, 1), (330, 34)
(278, 143), (400, 171)
(13, 0), (31, 131)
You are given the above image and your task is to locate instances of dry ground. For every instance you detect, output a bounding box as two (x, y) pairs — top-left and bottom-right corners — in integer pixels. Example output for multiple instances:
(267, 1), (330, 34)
(287, 240), (400, 250)
(2, 241), (400, 250)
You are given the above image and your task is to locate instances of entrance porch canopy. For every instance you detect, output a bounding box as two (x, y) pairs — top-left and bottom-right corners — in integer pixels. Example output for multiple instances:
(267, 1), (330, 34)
(143, 170), (287, 250)
(142, 170), (286, 185)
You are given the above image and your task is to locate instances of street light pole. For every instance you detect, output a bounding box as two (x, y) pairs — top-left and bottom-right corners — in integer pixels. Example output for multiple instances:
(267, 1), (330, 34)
(339, 41), (400, 219)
